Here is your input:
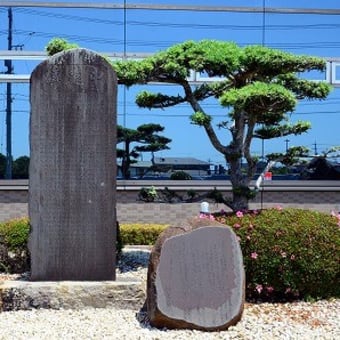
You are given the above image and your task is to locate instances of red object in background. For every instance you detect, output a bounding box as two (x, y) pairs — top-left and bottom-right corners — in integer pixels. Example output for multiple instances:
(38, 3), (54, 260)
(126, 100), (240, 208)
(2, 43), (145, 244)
(264, 171), (272, 180)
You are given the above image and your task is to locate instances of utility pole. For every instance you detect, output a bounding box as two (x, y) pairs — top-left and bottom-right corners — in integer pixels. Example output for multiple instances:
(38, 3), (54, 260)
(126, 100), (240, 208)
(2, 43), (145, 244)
(284, 139), (290, 152)
(313, 141), (318, 155)
(4, 7), (13, 179)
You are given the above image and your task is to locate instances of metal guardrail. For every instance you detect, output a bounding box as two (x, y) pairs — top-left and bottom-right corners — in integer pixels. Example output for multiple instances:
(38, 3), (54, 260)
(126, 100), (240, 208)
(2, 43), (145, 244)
(1, 179), (340, 192)
(0, 51), (339, 86)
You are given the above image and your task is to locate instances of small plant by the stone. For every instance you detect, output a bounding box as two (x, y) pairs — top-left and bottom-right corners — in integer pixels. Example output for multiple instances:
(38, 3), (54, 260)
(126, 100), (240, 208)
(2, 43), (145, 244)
(138, 186), (158, 202)
(159, 187), (182, 203)
(186, 189), (197, 201)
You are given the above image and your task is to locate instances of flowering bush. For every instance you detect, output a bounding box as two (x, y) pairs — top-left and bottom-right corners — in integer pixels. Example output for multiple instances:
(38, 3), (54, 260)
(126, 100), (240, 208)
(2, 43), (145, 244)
(212, 207), (340, 302)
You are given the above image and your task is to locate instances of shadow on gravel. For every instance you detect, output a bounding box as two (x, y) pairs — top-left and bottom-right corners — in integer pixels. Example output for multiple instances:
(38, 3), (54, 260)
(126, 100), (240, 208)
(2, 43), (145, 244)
(117, 250), (150, 273)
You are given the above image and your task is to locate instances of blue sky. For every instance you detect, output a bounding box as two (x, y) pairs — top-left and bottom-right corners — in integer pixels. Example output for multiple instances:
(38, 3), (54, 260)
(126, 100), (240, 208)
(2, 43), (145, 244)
(0, 0), (340, 166)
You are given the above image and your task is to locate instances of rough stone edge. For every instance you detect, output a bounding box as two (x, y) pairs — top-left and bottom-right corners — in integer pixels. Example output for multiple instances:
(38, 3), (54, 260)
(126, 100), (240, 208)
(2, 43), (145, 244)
(146, 217), (245, 332)
(0, 279), (145, 312)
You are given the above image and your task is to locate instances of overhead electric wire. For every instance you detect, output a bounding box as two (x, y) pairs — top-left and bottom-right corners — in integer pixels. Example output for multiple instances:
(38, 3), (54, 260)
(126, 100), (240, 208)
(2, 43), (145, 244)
(14, 7), (122, 25)
(11, 28), (340, 50)
(2, 110), (339, 116)
(5, 6), (340, 51)
(13, 7), (340, 31)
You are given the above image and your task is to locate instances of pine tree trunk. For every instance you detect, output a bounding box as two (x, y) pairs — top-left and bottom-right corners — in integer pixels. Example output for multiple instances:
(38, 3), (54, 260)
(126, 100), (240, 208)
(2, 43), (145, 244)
(228, 157), (250, 211)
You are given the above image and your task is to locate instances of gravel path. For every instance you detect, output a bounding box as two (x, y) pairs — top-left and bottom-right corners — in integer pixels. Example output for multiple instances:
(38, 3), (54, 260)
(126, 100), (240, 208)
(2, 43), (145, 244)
(0, 249), (339, 339)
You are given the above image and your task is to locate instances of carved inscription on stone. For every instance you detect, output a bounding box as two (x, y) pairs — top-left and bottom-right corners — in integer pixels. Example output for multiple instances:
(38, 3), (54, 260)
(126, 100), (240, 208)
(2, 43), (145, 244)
(154, 226), (244, 329)
(29, 48), (117, 281)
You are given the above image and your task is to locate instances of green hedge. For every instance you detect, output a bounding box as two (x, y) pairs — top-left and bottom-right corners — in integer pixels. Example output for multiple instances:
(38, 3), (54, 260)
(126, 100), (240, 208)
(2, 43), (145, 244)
(0, 217), (30, 273)
(213, 207), (340, 301)
(0, 219), (168, 273)
(120, 223), (168, 245)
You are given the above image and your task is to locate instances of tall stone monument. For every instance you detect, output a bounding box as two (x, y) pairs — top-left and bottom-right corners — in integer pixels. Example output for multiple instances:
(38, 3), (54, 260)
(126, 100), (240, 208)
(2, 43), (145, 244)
(29, 48), (117, 281)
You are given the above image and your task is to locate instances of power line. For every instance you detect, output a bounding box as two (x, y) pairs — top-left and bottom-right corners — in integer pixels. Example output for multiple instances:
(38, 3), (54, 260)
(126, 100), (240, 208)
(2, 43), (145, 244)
(2, 2), (340, 15)
(6, 7), (340, 52)
(10, 28), (340, 50)
(15, 7), (122, 25)
(7, 110), (339, 117)
(13, 8), (340, 31)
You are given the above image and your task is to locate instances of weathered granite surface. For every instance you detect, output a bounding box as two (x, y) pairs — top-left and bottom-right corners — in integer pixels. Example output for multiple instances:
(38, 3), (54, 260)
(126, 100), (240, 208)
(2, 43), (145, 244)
(146, 218), (245, 331)
(0, 279), (145, 311)
(29, 48), (117, 281)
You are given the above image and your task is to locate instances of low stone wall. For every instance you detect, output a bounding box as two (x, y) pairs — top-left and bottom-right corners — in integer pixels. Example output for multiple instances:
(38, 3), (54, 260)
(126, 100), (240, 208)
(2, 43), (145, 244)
(1, 180), (340, 224)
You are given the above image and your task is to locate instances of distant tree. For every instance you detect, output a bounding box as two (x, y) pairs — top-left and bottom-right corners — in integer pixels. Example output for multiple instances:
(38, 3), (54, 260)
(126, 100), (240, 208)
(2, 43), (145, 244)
(0, 153), (6, 179)
(268, 146), (340, 179)
(46, 39), (332, 210)
(170, 170), (192, 180)
(267, 146), (310, 167)
(13, 156), (30, 179)
(117, 123), (171, 179)
(303, 157), (340, 180)
(45, 38), (78, 56)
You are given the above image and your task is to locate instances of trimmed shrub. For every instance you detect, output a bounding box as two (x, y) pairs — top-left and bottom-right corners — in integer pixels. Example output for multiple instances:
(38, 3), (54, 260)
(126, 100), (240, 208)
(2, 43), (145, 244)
(0, 217), (30, 273)
(170, 171), (192, 180)
(120, 223), (169, 245)
(213, 207), (340, 301)
(0, 218), (167, 273)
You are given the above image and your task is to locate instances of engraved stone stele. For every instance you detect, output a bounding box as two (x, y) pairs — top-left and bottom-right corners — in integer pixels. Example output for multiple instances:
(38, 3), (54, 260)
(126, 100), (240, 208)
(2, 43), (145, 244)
(146, 218), (245, 331)
(29, 48), (117, 281)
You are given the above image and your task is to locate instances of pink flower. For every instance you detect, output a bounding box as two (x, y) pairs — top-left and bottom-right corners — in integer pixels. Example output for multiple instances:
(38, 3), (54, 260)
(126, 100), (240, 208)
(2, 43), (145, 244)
(276, 205), (283, 211)
(280, 251), (287, 258)
(331, 210), (338, 217)
(236, 211), (244, 218)
(290, 254), (296, 260)
(200, 213), (215, 220)
(250, 252), (258, 259)
(233, 223), (241, 229)
(331, 210), (340, 221)
(256, 284), (263, 294)
(266, 286), (274, 293)
(285, 287), (292, 294)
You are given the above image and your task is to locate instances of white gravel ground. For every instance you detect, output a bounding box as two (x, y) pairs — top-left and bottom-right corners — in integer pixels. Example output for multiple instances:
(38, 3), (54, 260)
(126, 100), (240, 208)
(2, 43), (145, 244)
(0, 299), (338, 340)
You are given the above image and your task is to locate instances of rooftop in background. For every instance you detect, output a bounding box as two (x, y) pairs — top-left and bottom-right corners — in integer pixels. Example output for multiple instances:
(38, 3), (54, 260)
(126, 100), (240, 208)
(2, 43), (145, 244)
(154, 157), (209, 166)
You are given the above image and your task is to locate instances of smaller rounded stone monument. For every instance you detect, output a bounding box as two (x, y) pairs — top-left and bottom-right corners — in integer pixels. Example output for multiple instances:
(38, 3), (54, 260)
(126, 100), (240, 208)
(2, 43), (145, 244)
(146, 218), (245, 331)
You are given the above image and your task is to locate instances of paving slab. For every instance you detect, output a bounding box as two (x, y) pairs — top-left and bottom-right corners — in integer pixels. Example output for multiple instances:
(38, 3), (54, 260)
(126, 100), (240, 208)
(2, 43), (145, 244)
(0, 278), (145, 312)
